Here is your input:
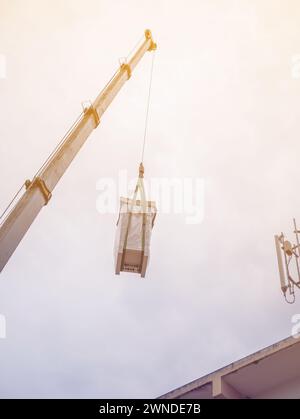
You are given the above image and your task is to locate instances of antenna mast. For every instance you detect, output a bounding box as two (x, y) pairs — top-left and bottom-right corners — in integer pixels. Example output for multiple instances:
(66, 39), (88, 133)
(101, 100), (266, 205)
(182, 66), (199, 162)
(275, 218), (300, 303)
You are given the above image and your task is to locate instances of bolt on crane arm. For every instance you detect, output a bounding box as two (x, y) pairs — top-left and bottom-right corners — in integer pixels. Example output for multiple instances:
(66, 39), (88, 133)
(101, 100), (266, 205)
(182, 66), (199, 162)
(0, 30), (157, 273)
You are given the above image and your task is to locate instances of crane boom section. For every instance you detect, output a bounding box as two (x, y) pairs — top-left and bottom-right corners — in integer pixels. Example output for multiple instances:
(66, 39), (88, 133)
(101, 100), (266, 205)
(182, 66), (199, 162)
(0, 30), (156, 272)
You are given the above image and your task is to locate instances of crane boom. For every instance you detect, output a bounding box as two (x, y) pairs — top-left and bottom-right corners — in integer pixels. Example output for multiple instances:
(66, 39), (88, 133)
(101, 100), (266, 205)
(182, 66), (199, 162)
(0, 30), (157, 272)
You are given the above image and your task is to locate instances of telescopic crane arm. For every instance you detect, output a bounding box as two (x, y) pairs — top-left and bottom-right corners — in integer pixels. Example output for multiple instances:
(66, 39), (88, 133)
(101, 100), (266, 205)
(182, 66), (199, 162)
(0, 30), (157, 272)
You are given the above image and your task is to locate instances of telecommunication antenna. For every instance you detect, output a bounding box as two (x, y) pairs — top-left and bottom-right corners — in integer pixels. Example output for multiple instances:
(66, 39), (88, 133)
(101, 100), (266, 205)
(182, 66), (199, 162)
(275, 218), (300, 303)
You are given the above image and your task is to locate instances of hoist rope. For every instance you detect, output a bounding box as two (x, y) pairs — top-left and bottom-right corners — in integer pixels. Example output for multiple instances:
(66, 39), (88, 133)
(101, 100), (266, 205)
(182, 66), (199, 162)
(141, 50), (155, 163)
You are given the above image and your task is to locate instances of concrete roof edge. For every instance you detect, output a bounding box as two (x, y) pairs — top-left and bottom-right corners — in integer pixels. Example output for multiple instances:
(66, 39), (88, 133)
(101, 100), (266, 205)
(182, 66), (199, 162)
(158, 335), (300, 399)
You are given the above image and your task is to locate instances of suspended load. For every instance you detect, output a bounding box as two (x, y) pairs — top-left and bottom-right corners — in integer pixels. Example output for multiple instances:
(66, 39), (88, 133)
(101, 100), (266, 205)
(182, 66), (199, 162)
(114, 164), (156, 277)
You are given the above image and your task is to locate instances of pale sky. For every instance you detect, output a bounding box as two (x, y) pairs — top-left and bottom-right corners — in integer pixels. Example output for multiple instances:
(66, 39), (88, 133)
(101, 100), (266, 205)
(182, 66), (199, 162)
(1, 0), (300, 398)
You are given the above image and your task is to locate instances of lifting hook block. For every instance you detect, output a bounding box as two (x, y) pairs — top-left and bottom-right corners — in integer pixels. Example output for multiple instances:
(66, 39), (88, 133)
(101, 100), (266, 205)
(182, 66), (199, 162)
(139, 163), (144, 178)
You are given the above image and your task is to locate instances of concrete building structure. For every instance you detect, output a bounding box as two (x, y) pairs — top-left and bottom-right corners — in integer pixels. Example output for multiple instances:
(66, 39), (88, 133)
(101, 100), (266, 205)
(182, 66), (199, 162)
(160, 336), (300, 399)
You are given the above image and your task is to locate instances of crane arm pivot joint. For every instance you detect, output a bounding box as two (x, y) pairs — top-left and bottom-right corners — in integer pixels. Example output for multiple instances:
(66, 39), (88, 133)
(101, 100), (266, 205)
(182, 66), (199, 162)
(25, 177), (52, 205)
